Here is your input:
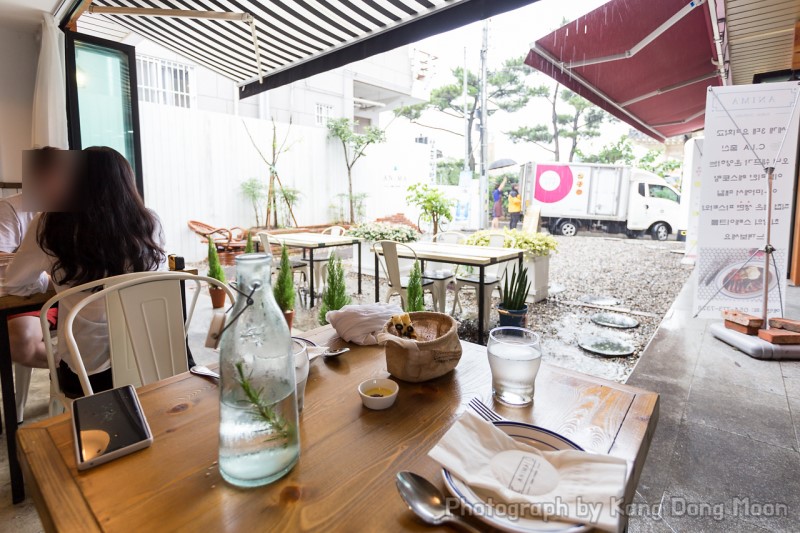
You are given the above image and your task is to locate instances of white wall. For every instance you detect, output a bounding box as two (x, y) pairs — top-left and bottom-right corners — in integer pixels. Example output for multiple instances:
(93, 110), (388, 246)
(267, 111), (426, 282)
(0, 22), (39, 183)
(140, 104), (433, 263)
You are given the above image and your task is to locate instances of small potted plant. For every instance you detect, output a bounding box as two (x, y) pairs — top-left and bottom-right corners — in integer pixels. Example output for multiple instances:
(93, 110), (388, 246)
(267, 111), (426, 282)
(498, 266), (531, 328)
(274, 244), (296, 328)
(244, 231), (255, 253)
(207, 240), (227, 309)
(405, 260), (425, 312)
(319, 255), (351, 325)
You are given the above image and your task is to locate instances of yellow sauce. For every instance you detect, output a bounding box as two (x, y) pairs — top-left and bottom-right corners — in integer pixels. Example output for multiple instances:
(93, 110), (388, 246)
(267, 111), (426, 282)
(365, 387), (394, 398)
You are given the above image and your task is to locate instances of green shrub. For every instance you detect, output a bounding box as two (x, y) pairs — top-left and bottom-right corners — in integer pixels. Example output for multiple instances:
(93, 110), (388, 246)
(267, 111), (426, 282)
(465, 228), (558, 258)
(273, 245), (295, 312)
(347, 222), (419, 243)
(319, 255), (351, 324)
(405, 260), (424, 312)
(207, 240), (226, 283)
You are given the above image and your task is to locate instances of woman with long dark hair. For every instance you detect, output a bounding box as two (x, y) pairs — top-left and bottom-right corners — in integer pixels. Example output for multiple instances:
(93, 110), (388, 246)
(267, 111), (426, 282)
(6, 146), (165, 396)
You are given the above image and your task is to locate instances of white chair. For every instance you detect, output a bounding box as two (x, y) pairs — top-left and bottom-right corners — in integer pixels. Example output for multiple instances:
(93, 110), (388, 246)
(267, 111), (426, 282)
(451, 232), (506, 321)
(40, 272), (234, 413)
(374, 240), (438, 310)
(258, 232), (310, 302)
(14, 364), (32, 424)
(421, 232), (462, 313)
(310, 225), (346, 292)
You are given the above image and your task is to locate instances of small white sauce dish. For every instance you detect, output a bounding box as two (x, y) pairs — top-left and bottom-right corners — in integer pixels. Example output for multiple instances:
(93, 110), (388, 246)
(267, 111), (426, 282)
(358, 378), (399, 410)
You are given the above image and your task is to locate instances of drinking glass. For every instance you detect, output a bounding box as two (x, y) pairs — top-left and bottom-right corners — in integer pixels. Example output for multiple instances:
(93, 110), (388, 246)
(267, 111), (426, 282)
(487, 327), (541, 406)
(293, 339), (309, 412)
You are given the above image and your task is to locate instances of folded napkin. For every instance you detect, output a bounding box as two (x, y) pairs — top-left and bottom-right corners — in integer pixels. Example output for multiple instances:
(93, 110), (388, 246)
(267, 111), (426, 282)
(429, 411), (627, 532)
(325, 303), (403, 345)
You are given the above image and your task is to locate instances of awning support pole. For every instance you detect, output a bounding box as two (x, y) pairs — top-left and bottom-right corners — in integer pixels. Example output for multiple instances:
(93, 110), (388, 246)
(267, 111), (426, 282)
(563, 0), (707, 69)
(88, 5), (264, 83)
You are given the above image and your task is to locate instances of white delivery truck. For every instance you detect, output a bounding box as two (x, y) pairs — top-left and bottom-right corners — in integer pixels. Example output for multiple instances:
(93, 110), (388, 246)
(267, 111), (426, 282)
(518, 162), (682, 240)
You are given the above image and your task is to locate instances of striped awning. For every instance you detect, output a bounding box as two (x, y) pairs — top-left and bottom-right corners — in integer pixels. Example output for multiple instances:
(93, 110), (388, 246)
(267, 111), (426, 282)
(83, 0), (538, 98)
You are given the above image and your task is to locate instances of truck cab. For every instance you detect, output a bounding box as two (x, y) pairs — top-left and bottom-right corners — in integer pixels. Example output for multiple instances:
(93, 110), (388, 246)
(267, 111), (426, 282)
(626, 171), (682, 240)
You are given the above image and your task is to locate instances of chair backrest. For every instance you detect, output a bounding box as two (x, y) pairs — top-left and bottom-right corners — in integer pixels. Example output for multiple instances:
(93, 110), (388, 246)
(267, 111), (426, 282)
(486, 232), (508, 278)
(432, 231), (463, 244)
(42, 272), (234, 402)
(373, 240), (417, 288)
(322, 225), (346, 236)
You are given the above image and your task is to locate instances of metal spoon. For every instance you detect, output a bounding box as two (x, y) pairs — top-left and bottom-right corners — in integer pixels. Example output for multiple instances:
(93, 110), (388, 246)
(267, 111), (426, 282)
(190, 365), (220, 381)
(395, 471), (481, 533)
(323, 347), (350, 358)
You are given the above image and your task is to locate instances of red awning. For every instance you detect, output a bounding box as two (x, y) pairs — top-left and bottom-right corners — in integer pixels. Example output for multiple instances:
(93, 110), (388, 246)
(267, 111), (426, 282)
(525, 0), (725, 141)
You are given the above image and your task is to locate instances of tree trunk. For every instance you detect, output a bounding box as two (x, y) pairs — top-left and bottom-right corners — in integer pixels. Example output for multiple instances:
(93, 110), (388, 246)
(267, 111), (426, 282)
(432, 215), (439, 237)
(568, 107), (581, 162)
(347, 166), (355, 224)
(550, 84), (561, 161)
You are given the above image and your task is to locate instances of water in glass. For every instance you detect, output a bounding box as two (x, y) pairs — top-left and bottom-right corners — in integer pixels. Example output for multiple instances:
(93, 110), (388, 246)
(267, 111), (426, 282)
(487, 327), (541, 406)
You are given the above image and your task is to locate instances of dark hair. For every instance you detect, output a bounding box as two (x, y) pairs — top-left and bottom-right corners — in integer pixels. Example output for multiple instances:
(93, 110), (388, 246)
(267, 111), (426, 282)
(37, 146), (164, 286)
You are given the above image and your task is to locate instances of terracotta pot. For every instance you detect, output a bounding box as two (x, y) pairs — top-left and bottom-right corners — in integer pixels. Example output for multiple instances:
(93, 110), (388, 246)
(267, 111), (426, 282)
(209, 286), (227, 309)
(283, 310), (295, 330)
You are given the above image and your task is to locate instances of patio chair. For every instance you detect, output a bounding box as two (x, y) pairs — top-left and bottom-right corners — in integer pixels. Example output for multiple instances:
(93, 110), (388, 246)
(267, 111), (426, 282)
(451, 232), (506, 321)
(41, 272), (235, 413)
(188, 220), (248, 252)
(420, 231), (463, 313)
(305, 225), (347, 292)
(258, 232), (310, 303)
(374, 240), (439, 310)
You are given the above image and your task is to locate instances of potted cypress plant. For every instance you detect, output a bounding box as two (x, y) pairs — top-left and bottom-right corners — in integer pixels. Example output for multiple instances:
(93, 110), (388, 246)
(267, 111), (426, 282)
(207, 240), (227, 309)
(244, 231), (255, 253)
(498, 266), (531, 328)
(405, 260), (425, 312)
(274, 244), (296, 328)
(319, 255), (351, 325)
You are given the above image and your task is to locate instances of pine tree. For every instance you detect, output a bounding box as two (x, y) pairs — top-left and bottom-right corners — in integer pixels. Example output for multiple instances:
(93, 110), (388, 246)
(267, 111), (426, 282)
(405, 260), (424, 312)
(207, 240), (226, 283)
(244, 231), (254, 253)
(273, 244), (295, 312)
(319, 255), (351, 325)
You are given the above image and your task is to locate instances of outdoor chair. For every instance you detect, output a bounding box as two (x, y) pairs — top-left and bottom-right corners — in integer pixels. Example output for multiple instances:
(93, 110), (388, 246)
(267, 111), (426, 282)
(40, 272), (234, 414)
(421, 231), (463, 313)
(258, 232), (310, 303)
(188, 220), (248, 252)
(451, 232), (506, 321)
(304, 225), (347, 293)
(374, 240), (439, 310)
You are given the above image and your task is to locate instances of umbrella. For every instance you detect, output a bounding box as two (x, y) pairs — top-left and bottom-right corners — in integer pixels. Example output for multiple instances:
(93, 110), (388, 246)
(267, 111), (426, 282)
(488, 158), (517, 171)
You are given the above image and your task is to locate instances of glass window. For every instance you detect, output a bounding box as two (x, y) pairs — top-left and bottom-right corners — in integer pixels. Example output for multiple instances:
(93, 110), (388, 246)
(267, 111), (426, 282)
(136, 55), (194, 108)
(315, 103), (334, 126)
(638, 183), (645, 196)
(648, 184), (679, 202)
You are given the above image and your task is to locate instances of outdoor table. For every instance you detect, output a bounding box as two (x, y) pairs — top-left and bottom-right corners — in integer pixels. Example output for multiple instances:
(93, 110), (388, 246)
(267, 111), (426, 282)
(0, 290), (56, 503)
(373, 242), (524, 343)
(17, 325), (658, 532)
(265, 233), (363, 307)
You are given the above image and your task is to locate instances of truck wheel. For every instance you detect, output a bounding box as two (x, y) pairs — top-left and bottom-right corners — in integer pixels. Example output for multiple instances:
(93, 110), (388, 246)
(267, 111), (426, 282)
(651, 223), (669, 241)
(559, 221), (578, 237)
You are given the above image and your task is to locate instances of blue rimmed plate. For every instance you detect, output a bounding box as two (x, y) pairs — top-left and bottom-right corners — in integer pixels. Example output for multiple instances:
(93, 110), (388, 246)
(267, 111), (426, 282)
(442, 421), (589, 533)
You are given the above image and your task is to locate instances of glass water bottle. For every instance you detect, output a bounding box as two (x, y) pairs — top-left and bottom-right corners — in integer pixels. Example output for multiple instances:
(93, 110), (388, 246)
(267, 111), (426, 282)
(218, 253), (299, 487)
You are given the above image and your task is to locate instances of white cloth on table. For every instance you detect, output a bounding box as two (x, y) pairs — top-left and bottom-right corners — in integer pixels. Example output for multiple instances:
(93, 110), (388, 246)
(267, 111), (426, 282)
(325, 302), (403, 345)
(429, 411), (628, 532)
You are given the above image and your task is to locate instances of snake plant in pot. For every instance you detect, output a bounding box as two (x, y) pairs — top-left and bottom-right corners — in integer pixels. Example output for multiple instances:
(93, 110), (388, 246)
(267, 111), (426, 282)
(499, 266), (531, 328)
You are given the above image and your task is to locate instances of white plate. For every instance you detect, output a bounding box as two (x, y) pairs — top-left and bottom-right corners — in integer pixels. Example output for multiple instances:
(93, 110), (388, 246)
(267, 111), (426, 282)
(442, 421), (589, 533)
(715, 261), (778, 299)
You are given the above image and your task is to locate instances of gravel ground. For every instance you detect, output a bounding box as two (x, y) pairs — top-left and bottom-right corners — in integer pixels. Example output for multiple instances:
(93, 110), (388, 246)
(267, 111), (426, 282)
(202, 234), (692, 383)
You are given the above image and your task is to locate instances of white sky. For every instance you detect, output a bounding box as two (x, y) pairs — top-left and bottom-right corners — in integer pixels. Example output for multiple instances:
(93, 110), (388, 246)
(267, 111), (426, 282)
(382, 0), (636, 167)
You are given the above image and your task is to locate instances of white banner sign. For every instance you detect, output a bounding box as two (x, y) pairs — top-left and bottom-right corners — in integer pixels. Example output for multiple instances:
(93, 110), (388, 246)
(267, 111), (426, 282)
(694, 82), (800, 318)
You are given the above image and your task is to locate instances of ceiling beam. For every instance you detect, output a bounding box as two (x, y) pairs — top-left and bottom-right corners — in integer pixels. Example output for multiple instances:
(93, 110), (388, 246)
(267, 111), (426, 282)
(793, 21), (800, 70)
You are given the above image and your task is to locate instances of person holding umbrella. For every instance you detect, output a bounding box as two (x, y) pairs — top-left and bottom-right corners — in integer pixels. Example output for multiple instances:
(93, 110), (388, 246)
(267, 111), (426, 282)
(491, 176), (507, 229)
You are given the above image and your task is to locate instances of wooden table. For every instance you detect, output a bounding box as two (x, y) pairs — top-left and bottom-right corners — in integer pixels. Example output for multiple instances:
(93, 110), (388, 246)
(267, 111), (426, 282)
(264, 233), (363, 307)
(373, 242), (524, 343)
(0, 290), (56, 503)
(18, 326), (658, 532)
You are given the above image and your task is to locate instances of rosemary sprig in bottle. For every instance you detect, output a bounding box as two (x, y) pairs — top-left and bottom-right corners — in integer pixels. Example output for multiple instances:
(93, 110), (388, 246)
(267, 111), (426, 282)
(234, 361), (291, 445)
